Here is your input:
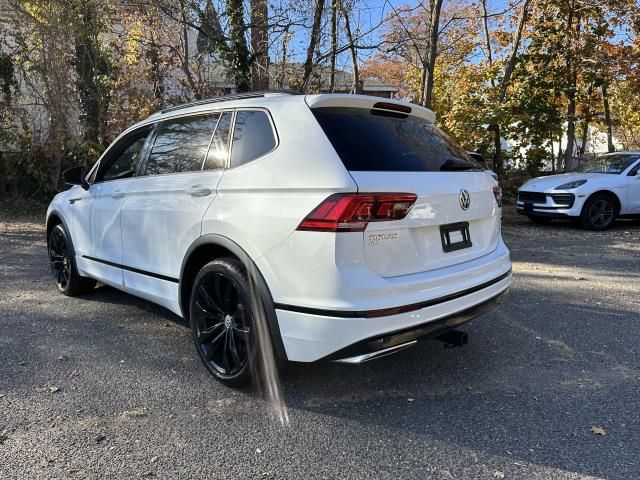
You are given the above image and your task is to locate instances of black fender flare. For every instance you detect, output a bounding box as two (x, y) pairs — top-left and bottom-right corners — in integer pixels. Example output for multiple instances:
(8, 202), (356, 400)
(47, 210), (74, 255)
(179, 234), (287, 361)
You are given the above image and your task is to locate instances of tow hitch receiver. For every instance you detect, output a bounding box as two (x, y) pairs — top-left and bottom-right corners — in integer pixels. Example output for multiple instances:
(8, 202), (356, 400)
(435, 330), (468, 348)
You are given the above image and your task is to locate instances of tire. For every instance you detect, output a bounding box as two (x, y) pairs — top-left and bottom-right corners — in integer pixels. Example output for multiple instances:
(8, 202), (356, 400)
(580, 194), (617, 231)
(189, 258), (271, 387)
(527, 215), (552, 225)
(47, 224), (96, 296)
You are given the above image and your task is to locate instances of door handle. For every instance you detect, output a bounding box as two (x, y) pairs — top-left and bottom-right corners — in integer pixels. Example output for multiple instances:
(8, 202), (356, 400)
(188, 186), (212, 197)
(111, 190), (125, 199)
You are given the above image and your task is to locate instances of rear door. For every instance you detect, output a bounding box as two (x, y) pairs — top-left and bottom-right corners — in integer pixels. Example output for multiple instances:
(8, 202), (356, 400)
(119, 112), (231, 309)
(71, 126), (152, 287)
(312, 106), (501, 278)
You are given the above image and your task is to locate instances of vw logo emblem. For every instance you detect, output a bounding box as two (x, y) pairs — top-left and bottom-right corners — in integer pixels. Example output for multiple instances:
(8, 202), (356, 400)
(459, 189), (471, 210)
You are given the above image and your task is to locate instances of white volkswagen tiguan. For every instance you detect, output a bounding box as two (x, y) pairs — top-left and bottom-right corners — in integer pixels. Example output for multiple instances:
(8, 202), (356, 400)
(46, 91), (512, 386)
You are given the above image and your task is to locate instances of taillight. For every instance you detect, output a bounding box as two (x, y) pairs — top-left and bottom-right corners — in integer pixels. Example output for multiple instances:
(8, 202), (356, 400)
(493, 186), (502, 207)
(297, 193), (417, 232)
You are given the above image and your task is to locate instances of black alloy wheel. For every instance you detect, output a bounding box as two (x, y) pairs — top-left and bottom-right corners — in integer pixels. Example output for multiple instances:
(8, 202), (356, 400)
(190, 258), (256, 386)
(47, 224), (96, 295)
(49, 226), (72, 290)
(581, 194), (616, 230)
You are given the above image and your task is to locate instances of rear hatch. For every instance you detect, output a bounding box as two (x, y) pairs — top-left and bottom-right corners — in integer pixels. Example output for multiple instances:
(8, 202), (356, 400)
(310, 100), (501, 278)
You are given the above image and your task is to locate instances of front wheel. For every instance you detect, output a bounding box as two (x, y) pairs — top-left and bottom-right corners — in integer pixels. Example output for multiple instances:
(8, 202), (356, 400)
(189, 258), (264, 387)
(580, 194), (617, 231)
(48, 224), (96, 296)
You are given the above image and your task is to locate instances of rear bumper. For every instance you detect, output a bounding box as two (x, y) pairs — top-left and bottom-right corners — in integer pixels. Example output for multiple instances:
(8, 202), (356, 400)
(276, 270), (512, 362)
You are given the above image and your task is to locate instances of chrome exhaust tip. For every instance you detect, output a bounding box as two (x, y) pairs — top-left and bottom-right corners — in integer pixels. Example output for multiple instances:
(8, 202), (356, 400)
(334, 340), (418, 364)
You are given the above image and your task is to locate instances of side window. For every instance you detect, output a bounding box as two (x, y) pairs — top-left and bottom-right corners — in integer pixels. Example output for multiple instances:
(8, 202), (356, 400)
(98, 127), (151, 182)
(204, 111), (232, 170)
(229, 110), (276, 168)
(144, 114), (218, 176)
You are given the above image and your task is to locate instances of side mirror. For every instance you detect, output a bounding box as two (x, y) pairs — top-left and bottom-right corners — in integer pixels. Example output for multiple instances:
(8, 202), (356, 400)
(63, 166), (89, 190)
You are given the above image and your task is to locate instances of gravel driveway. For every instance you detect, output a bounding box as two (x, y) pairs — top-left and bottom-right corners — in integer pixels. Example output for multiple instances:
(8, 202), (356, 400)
(1, 207), (639, 479)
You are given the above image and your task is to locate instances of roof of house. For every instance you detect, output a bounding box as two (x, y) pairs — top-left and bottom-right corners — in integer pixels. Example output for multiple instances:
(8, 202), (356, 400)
(202, 62), (398, 94)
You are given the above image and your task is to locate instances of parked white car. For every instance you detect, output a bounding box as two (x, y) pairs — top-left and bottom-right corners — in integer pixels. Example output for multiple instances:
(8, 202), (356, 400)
(517, 152), (640, 230)
(46, 91), (511, 386)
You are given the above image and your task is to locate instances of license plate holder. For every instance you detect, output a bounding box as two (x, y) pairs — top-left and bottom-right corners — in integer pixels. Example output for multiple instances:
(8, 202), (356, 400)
(524, 202), (534, 212)
(440, 222), (472, 253)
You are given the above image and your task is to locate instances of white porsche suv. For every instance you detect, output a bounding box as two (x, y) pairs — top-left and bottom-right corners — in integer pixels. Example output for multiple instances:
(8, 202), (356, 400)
(46, 91), (512, 386)
(517, 153), (640, 230)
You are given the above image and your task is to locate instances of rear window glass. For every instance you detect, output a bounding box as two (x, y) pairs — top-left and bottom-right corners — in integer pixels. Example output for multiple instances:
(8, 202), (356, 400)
(230, 110), (276, 168)
(312, 107), (482, 172)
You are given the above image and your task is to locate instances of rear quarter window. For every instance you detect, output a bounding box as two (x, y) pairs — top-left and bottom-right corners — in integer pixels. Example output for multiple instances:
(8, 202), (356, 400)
(229, 110), (277, 168)
(312, 107), (482, 172)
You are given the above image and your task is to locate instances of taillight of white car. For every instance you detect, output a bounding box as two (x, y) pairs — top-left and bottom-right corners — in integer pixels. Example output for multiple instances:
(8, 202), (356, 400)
(297, 193), (417, 232)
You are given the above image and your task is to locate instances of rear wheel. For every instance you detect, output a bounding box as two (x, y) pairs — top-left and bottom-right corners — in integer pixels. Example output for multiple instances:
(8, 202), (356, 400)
(580, 194), (617, 230)
(527, 215), (552, 225)
(48, 224), (96, 295)
(189, 258), (262, 387)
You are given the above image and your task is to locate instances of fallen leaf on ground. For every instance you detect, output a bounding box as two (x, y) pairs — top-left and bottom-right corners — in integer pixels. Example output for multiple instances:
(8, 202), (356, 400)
(122, 409), (146, 418)
(591, 426), (607, 436)
(38, 384), (61, 394)
(255, 448), (262, 454)
(494, 471), (505, 478)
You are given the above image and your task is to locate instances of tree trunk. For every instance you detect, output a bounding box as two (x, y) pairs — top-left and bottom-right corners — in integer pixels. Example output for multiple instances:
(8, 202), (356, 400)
(329, 0), (337, 92)
(563, 1), (580, 172)
(602, 83), (615, 152)
(250, 0), (269, 90)
(340, 1), (359, 93)
(492, 124), (503, 178)
(422, 0), (443, 108)
(180, 0), (201, 99)
(498, 0), (531, 102)
(277, 27), (289, 88)
(73, 1), (111, 148)
(301, 0), (325, 92)
(481, 0), (493, 73)
(564, 93), (577, 171)
(226, 0), (251, 92)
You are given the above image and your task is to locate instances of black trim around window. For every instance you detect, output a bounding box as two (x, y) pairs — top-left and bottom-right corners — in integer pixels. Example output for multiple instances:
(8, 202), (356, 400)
(82, 256), (179, 283)
(274, 269), (512, 318)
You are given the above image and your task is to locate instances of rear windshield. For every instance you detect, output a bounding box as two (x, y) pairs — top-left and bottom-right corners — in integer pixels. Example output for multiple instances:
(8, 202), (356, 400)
(312, 107), (483, 172)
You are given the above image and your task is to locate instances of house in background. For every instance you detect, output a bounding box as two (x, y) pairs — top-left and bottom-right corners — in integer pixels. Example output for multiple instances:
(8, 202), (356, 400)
(202, 62), (398, 98)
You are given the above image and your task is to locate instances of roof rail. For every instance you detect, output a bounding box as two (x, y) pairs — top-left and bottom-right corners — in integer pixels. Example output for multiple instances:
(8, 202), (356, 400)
(159, 89), (302, 114)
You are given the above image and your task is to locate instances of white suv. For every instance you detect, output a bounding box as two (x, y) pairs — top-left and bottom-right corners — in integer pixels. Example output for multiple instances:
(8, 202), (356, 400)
(46, 91), (512, 386)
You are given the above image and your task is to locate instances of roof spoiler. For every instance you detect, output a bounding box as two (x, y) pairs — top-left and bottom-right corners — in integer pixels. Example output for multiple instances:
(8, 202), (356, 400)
(305, 94), (436, 123)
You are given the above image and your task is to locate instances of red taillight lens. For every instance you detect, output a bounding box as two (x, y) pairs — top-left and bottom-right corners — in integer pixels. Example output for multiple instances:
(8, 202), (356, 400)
(297, 193), (417, 232)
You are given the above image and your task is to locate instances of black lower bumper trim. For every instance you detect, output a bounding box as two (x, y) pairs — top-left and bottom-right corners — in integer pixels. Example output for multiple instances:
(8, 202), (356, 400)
(324, 288), (509, 362)
(275, 269), (511, 319)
